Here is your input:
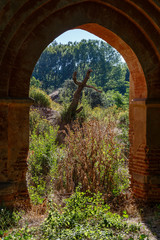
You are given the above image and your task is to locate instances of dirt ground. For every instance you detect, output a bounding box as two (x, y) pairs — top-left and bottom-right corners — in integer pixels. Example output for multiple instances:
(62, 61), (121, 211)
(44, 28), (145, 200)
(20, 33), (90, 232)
(127, 212), (160, 239)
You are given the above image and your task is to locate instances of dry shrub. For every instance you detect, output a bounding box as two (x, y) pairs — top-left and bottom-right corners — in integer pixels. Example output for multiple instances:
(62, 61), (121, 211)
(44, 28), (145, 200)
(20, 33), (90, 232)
(55, 118), (129, 197)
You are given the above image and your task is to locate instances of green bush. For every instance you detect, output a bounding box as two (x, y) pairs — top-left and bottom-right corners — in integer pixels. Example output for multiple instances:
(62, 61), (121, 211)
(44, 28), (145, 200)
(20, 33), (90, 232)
(88, 105), (119, 122)
(29, 108), (52, 135)
(27, 125), (59, 204)
(118, 110), (129, 157)
(84, 87), (103, 108)
(75, 92), (92, 122)
(29, 87), (52, 108)
(60, 79), (77, 104)
(102, 90), (128, 109)
(40, 188), (144, 240)
(30, 76), (42, 88)
(118, 110), (129, 126)
(0, 207), (22, 232)
(1, 190), (148, 239)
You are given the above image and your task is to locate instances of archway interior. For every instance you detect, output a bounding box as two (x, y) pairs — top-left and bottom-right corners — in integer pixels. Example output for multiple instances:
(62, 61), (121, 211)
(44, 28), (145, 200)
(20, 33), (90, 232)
(29, 23), (146, 198)
(29, 27), (132, 202)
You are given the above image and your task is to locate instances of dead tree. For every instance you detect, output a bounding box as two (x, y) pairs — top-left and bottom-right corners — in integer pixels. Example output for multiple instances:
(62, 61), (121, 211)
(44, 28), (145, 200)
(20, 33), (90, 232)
(63, 69), (102, 122)
(57, 69), (102, 143)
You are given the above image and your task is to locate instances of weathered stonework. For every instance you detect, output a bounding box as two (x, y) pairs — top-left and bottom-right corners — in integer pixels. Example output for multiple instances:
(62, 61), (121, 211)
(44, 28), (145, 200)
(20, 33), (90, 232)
(0, 99), (33, 206)
(0, 0), (160, 206)
(129, 99), (160, 200)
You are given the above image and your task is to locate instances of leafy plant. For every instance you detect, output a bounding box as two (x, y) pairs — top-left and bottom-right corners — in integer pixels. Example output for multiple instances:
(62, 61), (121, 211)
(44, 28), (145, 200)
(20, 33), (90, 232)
(40, 188), (145, 240)
(0, 207), (22, 232)
(27, 125), (59, 204)
(1, 226), (35, 240)
(30, 76), (42, 89)
(29, 87), (52, 108)
(29, 108), (52, 135)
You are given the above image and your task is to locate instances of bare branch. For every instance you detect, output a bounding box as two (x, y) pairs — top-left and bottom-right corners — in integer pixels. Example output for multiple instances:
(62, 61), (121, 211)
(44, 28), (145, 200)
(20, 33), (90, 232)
(76, 106), (83, 114)
(82, 69), (93, 85)
(72, 71), (81, 86)
(85, 85), (102, 93)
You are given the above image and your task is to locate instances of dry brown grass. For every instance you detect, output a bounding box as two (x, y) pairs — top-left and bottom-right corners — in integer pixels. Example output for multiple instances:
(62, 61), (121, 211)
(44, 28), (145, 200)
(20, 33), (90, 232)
(55, 118), (128, 197)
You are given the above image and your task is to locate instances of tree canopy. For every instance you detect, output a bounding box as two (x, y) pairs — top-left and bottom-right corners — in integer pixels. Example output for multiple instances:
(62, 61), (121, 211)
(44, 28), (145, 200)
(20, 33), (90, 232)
(32, 40), (129, 94)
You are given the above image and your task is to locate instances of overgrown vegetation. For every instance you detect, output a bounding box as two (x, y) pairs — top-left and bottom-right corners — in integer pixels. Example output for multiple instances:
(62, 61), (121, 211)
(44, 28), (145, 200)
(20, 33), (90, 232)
(1, 87), (134, 239)
(1, 40), (153, 239)
(55, 119), (129, 197)
(0, 207), (22, 232)
(0, 189), (149, 240)
(27, 99), (129, 204)
(30, 87), (52, 108)
(40, 188), (147, 240)
(27, 124), (58, 205)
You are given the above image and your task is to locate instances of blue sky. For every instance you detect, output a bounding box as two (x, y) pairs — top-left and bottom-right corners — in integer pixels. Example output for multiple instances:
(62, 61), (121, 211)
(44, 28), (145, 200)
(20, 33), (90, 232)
(55, 29), (104, 44)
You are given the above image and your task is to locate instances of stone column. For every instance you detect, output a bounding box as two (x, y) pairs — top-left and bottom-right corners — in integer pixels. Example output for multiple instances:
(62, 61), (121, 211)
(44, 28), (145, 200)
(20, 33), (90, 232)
(129, 98), (160, 201)
(0, 98), (33, 207)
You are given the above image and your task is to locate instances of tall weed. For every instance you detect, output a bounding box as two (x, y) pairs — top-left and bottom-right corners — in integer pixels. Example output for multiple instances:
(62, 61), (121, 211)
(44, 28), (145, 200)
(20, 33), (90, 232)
(27, 125), (58, 204)
(117, 109), (129, 157)
(55, 118), (129, 197)
(29, 108), (52, 135)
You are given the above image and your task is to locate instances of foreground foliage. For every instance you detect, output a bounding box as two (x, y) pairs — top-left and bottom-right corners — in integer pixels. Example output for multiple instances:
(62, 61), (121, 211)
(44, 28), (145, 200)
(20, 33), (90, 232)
(0, 189), (149, 240)
(0, 207), (22, 232)
(41, 189), (148, 240)
(0, 103), (149, 240)
(27, 123), (58, 205)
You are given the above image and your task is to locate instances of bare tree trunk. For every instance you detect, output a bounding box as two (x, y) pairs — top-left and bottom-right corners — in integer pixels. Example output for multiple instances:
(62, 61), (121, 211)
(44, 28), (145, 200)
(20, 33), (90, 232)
(57, 69), (102, 143)
(64, 69), (102, 122)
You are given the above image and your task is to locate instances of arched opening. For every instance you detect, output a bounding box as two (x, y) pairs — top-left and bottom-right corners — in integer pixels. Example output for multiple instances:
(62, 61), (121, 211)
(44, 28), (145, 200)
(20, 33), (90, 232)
(28, 28), (132, 203)
(0, 0), (160, 206)
(6, 2), (150, 98)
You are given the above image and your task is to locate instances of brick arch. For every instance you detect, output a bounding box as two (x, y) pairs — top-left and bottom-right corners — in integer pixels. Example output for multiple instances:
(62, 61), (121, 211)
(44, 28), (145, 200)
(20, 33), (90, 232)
(1, 0), (160, 98)
(0, 0), (160, 206)
(79, 23), (147, 100)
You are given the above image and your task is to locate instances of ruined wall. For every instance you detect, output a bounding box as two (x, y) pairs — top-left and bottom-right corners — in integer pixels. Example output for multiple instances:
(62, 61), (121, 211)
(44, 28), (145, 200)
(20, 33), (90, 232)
(0, 0), (160, 206)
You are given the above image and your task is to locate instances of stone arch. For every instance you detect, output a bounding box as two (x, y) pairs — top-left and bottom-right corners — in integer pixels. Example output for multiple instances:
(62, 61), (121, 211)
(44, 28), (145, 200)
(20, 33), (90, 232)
(0, 0), (160, 205)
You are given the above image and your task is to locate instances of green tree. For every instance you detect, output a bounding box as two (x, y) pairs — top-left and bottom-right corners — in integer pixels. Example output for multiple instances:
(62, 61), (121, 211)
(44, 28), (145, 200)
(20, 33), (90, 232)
(30, 76), (42, 88)
(32, 40), (129, 94)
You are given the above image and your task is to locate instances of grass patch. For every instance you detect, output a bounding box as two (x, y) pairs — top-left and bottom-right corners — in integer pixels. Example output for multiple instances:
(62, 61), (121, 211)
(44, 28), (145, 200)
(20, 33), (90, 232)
(30, 87), (52, 108)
